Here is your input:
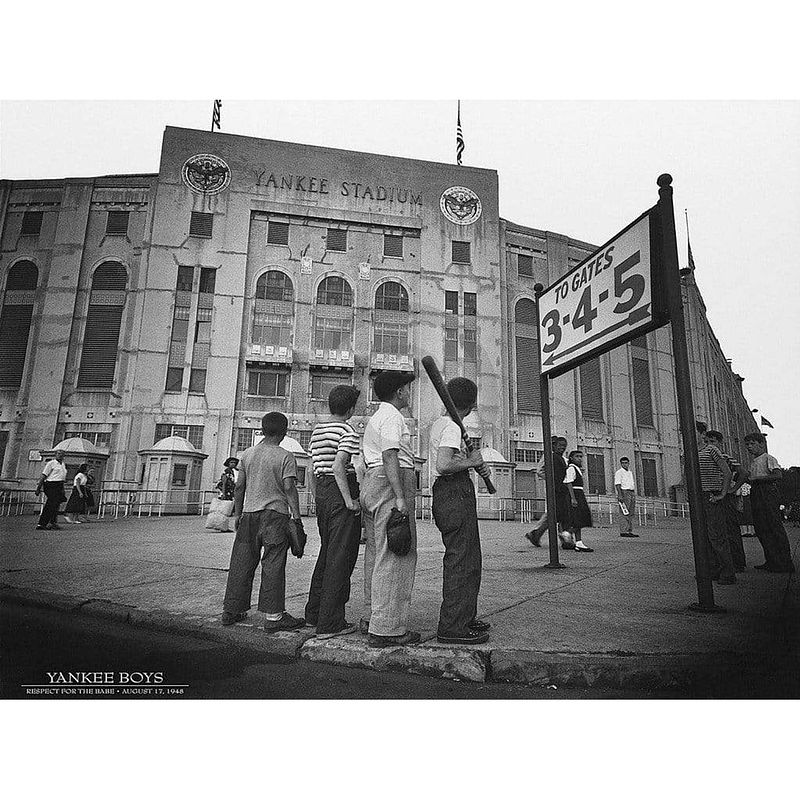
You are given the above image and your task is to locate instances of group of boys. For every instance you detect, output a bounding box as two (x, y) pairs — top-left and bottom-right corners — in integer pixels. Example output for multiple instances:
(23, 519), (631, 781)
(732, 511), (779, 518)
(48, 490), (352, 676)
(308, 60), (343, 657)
(698, 425), (794, 583)
(221, 370), (493, 648)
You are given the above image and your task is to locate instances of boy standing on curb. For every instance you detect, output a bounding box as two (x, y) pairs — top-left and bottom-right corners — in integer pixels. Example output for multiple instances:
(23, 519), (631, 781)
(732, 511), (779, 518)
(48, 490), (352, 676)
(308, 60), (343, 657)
(221, 412), (306, 632)
(305, 385), (363, 639)
(429, 377), (492, 645)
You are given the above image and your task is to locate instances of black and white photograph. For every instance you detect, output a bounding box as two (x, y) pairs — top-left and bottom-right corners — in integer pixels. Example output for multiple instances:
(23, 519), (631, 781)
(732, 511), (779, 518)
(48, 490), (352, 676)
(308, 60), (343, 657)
(1, 2), (797, 796)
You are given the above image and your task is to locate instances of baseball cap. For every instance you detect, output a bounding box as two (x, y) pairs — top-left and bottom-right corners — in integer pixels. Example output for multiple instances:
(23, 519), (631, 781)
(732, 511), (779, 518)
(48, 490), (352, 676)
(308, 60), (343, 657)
(373, 370), (416, 401)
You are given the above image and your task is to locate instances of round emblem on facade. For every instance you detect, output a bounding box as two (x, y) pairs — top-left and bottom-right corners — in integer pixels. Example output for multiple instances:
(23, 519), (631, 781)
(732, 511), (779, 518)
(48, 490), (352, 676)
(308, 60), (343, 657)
(181, 154), (231, 195)
(439, 186), (482, 226)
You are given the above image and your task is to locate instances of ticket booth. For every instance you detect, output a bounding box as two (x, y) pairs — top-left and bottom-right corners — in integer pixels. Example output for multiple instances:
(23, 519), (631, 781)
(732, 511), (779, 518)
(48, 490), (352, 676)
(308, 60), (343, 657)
(474, 447), (517, 520)
(42, 437), (109, 488)
(137, 436), (208, 514)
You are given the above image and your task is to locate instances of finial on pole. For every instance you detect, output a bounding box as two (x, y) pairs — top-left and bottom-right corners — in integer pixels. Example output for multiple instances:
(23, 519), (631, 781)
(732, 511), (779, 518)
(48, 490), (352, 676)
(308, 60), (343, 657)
(657, 173), (673, 188)
(534, 282), (545, 296)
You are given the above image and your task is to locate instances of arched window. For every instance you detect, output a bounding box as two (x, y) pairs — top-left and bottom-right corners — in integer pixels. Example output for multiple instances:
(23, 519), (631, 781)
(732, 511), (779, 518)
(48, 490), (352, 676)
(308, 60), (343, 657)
(77, 262), (128, 389)
(252, 270), (294, 349)
(514, 298), (541, 413)
(373, 281), (410, 359)
(313, 276), (353, 352)
(0, 261), (38, 387)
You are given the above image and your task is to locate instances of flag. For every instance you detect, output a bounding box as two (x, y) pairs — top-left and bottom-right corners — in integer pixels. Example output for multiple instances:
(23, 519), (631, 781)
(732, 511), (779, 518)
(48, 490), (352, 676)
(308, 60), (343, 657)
(456, 100), (465, 165)
(761, 416), (774, 429)
(212, 99), (222, 132)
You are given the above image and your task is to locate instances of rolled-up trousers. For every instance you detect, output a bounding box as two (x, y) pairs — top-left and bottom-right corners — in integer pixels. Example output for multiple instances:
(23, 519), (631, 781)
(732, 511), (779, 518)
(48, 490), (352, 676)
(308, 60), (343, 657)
(432, 472), (482, 638)
(223, 509), (291, 615)
(361, 467), (417, 637)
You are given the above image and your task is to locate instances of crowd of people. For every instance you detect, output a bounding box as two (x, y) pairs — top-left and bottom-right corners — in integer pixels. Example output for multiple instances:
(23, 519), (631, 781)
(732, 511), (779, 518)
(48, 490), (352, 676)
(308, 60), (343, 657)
(220, 371), (493, 647)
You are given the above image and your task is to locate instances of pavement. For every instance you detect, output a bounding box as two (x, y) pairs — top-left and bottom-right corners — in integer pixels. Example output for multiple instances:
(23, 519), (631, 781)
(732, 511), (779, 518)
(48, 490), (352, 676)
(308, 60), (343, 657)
(1, 511), (798, 693)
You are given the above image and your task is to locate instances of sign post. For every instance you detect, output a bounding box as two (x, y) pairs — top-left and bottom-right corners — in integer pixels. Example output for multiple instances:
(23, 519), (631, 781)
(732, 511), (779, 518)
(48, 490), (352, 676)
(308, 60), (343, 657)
(531, 174), (720, 610)
(655, 174), (720, 612)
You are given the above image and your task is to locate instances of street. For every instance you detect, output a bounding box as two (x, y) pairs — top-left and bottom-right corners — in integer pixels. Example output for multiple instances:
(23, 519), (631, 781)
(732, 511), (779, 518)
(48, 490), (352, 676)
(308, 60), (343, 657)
(1, 601), (687, 700)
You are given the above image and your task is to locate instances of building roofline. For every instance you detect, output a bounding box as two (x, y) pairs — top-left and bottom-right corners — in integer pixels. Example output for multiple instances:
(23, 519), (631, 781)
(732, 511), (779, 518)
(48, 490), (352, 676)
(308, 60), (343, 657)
(1, 173), (158, 185)
(164, 126), (499, 176)
(501, 216), (597, 251)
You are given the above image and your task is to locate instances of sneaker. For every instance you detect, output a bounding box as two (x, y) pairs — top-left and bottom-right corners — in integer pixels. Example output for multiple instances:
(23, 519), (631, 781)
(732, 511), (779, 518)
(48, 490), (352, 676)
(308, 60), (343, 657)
(754, 563), (770, 571)
(368, 631), (421, 648)
(316, 623), (358, 640)
(437, 630), (490, 645)
(574, 542), (594, 552)
(468, 618), (491, 632)
(263, 613), (305, 633)
(559, 531), (575, 550)
(220, 611), (247, 626)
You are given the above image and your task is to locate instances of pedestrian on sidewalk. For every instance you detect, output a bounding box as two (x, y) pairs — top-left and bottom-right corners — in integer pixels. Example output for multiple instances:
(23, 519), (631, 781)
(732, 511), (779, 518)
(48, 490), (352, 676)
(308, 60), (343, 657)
(525, 436), (573, 548)
(64, 463), (89, 524)
(744, 432), (795, 574)
(429, 377), (492, 646)
(221, 412), (306, 632)
(216, 457), (239, 501)
(698, 429), (735, 584)
(564, 450), (594, 552)
(35, 450), (67, 530)
(705, 431), (747, 572)
(614, 457), (639, 538)
(304, 385), (363, 640)
(360, 371), (420, 649)
(81, 466), (97, 522)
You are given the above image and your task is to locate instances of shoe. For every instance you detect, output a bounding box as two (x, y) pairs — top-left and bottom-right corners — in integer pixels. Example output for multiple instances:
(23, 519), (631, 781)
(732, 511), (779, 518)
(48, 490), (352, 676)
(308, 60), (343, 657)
(574, 543), (594, 552)
(304, 621), (317, 632)
(48, 524), (61, 530)
(358, 618), (370, 634)
(525, 529), (544, 547)
(620, 533), (639, 538)
(714, 577), (736, 585)
(36, 525), (48, 530)
(754, 563), (770, 571)
(263, 613), (305, 633)
(220, 611), (247, 626)
(62, 518), (74, 524)
(316, 623), (358, 640)
(468, 618), (491, 632)
(368, 631), (421, 648)
(559, 531), (575, 550)
(437, 630), (490, 645)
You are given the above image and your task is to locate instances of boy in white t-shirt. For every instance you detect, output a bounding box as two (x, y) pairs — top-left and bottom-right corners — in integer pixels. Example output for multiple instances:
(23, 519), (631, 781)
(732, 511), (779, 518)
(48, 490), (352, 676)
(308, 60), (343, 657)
(429, 377), (492, 645)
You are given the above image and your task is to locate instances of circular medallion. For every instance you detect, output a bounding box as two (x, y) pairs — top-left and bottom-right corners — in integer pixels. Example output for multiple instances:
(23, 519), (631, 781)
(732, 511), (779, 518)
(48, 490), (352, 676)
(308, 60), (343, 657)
(439, 186), (482, 226)
(181, 154), (231, 195)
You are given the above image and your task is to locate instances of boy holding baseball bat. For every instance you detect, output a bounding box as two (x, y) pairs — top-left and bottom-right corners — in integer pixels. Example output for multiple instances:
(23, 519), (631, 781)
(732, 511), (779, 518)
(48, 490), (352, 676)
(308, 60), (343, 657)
(429, 377), (492, 645)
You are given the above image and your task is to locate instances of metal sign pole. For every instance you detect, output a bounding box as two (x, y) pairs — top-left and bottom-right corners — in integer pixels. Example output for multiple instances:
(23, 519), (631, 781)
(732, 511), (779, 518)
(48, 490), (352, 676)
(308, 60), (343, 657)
(535, 283), (563, 569)
(656, 174), (721, 612)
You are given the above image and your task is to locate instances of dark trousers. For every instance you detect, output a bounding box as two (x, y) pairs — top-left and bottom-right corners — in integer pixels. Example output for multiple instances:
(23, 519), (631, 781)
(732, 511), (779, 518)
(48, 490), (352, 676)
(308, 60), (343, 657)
(223, 509), (291, 615)
(751, 483), (794, 572)
(724, 494), (746, 570)
(704, 494), (735, 581)
(432, 472), (482, 638)
(38, 481), (64, 527)
(305, 474), (361, 633)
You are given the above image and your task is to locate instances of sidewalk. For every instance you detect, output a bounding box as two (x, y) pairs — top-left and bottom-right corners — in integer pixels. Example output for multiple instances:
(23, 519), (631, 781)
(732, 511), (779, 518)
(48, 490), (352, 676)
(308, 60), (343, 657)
(1, 512), (798, 691)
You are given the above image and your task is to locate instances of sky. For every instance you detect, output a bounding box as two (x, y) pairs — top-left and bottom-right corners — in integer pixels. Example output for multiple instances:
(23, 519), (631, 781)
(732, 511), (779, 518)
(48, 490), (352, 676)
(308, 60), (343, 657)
(2, 99), (798, 463)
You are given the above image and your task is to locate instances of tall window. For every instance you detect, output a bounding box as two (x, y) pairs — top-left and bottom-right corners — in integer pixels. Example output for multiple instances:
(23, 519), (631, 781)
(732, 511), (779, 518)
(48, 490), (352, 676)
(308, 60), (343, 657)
(374, 281), (410, 357)
(631, 335), (654, 427)
(314, 276), (353, 353)
(253, 271), (294, 349)
(21, 211), (43, 237)
(586, 452), (607, 494)
(515, 298), (541, 413)
(580, 357), (604, 421)
(77, 262), (127, 389)
(0, 261), (38, 387)
(517, 253), (534, 277)
(640, 455), (659, 496)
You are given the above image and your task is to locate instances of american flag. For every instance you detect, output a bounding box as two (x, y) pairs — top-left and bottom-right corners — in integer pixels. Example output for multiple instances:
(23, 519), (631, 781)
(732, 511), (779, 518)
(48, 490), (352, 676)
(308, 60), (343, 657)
(212, 99), (222, 132)
(456, 100), (465, 165)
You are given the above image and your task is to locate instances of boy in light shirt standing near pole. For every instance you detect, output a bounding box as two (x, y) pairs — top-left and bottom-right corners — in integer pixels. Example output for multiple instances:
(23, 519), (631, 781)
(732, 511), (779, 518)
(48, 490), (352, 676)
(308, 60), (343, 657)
(614, 457), (639, 538)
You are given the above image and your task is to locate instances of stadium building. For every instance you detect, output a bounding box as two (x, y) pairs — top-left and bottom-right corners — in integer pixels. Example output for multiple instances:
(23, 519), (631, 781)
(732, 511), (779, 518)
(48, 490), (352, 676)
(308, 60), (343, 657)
(0, 126), (758, 506)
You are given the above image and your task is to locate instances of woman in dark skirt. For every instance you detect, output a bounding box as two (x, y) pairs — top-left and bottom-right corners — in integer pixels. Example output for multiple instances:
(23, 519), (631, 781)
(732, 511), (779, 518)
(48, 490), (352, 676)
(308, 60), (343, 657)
(564, 450), (594, 552)
(64, 463), (89, 524)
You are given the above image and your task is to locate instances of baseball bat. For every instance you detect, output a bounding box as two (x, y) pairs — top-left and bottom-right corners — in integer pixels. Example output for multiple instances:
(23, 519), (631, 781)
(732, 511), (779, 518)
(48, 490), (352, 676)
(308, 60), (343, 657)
(421, 355), (496, 494)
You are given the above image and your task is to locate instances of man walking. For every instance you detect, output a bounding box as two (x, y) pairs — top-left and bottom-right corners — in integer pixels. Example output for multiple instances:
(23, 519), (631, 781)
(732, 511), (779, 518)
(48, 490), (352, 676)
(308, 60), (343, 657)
(744, 432), (794, 573)
(360, 371), (420, 648)
(614, 457), (639, 538)
(429, 377), (492, 645)
(698, 429), (735, 584)
(35, 450), (67, 530)
(526, 436), (573, 548)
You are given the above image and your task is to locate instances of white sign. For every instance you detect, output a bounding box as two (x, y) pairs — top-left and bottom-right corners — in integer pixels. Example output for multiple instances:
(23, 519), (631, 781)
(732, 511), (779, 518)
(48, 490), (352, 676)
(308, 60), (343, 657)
(538, 214), (653, 376)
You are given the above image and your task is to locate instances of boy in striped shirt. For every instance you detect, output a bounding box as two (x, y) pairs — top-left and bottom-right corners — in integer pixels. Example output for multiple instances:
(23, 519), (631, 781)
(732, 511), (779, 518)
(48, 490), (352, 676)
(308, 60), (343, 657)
(305, 385), (363, 638)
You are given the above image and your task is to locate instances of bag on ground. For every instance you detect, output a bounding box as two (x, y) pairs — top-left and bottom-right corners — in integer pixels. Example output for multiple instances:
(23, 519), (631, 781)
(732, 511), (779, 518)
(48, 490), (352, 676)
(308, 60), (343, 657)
(209, 498), (234, 516)
(205, 511), (230, 531)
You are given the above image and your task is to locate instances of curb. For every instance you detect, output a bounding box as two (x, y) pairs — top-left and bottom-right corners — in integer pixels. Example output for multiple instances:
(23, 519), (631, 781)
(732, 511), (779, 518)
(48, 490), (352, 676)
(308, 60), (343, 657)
(1, 584), (790, 691)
